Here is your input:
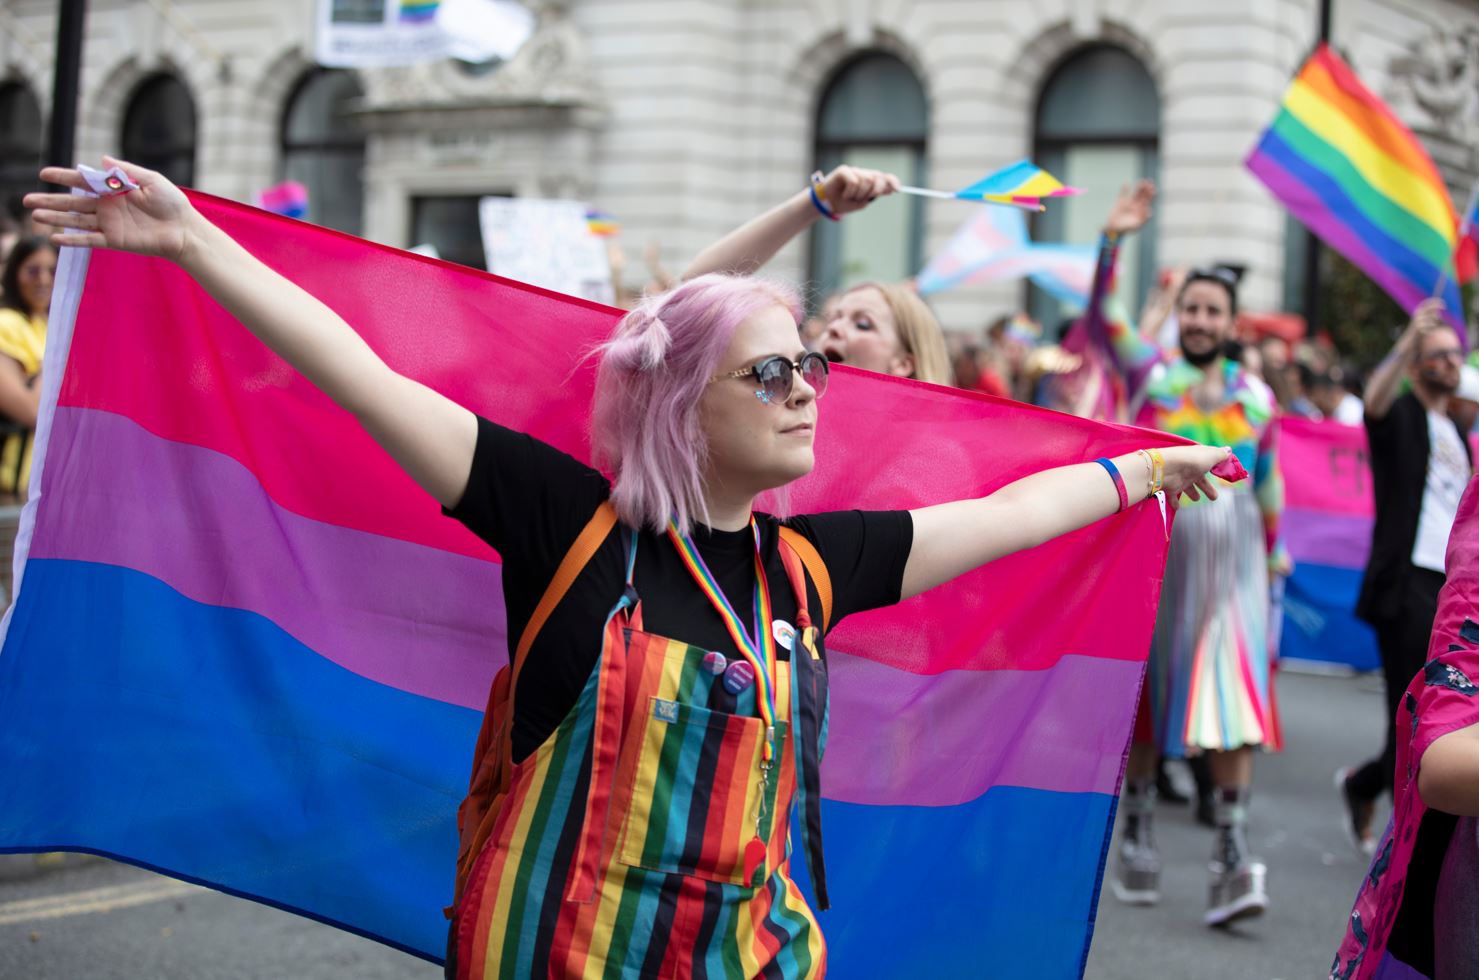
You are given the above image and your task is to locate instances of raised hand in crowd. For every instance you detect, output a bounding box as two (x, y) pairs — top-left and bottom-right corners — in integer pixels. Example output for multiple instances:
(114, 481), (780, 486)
(1103, 179), (1156, 238)
(1364, 297), (1451, 420)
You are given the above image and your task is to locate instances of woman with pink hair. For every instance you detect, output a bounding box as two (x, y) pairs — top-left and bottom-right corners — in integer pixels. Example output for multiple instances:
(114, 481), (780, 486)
(30, 160), (1231, 979)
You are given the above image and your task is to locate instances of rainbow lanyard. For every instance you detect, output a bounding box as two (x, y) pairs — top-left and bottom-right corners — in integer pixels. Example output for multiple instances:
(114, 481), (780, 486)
(667, 517), (778, 766)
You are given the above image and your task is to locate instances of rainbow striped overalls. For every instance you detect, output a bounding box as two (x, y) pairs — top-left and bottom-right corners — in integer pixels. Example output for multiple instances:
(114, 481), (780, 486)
(452, 521), (831, 978)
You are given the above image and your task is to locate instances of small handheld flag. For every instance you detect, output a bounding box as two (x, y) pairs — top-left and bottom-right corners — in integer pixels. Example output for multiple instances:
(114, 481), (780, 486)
(584, 209), (620, 237)
(899, 160), (1082, 211)
(257, 181), (309, 220)
(1455, 182), (1479, 285)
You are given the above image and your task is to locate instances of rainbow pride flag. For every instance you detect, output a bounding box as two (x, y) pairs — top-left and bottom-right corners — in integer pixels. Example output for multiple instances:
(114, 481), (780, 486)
(1246, 44), (1465, 328)
(916, 203), (1095, 308)
(399, 0), (439, 24)
(0, 193), (1183, 975)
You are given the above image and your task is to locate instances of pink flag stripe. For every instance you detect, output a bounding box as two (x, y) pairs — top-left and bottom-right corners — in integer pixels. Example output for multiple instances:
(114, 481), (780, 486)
(62, 195), (1184, 682)
(822, 651), (1143, 805)
(822, 496), (1170, 674)
(57, 198), (614, 562)
(1281, 506), (1372, 570)
(33, 407), (506, 710)
(1278, 417), (1373, 515)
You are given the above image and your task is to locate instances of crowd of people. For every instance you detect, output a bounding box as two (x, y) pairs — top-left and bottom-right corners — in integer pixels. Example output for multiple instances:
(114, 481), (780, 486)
(15, 153), (1479, 978)
(0, 211), (55, 501)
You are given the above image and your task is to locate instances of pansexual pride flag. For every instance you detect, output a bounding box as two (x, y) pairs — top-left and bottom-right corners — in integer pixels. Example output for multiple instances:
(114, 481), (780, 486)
(1246, 44), (1465, 328)
(0, 194), (1183, 976)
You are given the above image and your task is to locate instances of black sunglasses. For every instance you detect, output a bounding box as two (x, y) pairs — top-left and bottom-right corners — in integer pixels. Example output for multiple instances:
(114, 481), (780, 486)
(710, 352), (830, 404)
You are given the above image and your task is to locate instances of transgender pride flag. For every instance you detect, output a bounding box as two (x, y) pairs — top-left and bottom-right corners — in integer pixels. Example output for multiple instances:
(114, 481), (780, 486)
(0, 194), (1182, 975)
(916, 203), (1095, 309)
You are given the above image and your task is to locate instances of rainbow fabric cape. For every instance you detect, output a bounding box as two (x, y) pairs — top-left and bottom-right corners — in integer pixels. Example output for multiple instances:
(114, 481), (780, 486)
(915, 202), (1094, 307)
(0, 194), (1183, 977)
(1245, 43), (1465, 328)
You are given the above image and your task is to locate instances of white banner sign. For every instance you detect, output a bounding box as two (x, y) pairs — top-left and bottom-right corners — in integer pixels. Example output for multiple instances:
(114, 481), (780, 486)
(315, 0), (532, 69)
(478, 198), (615, 306)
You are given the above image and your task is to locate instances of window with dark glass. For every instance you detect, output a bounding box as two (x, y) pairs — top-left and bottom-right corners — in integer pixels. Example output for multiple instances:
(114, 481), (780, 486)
(1033, 45), (1160, 331)
(121, 74), (197, 188)
(810, 53), (928, 300)
(0, 82), (42, 221)
(411, 195), (503, 270)
(281, 69), (366, 236)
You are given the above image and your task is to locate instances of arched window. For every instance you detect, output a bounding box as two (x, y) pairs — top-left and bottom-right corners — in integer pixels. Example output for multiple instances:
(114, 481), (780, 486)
(0, 82), (44, 221)
(281, 69), (365, 236)
(810, 53), (928, 299)
(121, 74), (197, 188)
(1033, 45), (1159, 329)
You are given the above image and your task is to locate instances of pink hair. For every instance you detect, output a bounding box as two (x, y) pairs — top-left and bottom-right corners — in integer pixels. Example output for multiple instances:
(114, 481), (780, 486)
(591, 273), (803, 534)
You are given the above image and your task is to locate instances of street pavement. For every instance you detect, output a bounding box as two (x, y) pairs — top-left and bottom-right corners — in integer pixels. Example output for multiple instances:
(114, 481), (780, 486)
(1086, 668), (1388, 980)
(0, 669), (1387, 979)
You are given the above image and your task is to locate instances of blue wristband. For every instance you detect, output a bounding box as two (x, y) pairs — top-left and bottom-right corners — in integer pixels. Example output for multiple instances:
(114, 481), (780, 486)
(1094, 457), (1128, 512)
(808, 180), (839, 222)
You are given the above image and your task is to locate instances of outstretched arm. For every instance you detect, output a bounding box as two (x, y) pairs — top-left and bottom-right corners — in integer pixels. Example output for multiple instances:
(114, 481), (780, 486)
(28, 159), (477, 508)
(901, 443), (1230, 599)
(682, 166), (900, 279)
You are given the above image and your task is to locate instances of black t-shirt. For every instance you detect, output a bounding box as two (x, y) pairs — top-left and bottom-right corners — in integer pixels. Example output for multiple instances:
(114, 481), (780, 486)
(447, 416), (914, 761)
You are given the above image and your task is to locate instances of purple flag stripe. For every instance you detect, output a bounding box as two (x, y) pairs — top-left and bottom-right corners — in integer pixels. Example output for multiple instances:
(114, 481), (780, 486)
(32, 407), (507, 710)
(823, 651), (1142, 805)
(1246, 152), (1419, 312)
(1283, 506), (1372, 570)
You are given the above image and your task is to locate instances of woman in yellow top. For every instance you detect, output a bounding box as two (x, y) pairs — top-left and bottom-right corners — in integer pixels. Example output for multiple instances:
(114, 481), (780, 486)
(0, 236), (56, 497)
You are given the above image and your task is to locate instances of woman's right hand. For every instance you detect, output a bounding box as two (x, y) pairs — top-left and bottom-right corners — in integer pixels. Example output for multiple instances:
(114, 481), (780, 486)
(816, 165), (901, 217)
(25, 157), (195, 263)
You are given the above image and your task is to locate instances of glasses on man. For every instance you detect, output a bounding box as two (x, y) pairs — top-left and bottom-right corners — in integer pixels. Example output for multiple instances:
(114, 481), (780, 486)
(710, 352), (830, 404)
(1420, 347), (1464, 364)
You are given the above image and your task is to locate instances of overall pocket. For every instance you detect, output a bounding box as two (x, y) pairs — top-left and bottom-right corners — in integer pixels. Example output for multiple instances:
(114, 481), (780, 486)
(617, 696), (786, 885)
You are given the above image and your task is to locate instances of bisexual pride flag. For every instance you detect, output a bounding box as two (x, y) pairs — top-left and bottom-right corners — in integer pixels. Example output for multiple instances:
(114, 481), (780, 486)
(0, 194), (1183, 975)
(1277, 417), (1380, 672)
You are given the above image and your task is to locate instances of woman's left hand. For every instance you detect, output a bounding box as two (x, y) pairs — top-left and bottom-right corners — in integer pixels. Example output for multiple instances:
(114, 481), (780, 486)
(1160, 444), (1236, 502)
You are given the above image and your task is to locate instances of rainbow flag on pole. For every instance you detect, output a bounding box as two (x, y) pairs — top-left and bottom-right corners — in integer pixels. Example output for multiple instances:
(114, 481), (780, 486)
(1246, 43), (1465, 328)
(0, 193), (1183, 975)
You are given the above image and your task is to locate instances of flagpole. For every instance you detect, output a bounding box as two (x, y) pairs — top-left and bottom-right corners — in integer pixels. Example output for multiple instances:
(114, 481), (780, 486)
(1300, 0), (1333, 335)
(897, 186), (958, 200)
(46, 0), (87, 173)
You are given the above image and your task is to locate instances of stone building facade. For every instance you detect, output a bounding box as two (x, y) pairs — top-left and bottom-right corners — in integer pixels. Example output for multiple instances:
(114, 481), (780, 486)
(1, 0), (1476, 332)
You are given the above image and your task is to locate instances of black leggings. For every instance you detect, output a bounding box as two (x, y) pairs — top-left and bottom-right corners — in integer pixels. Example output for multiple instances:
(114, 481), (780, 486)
(1349, 566), (1444, 801)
